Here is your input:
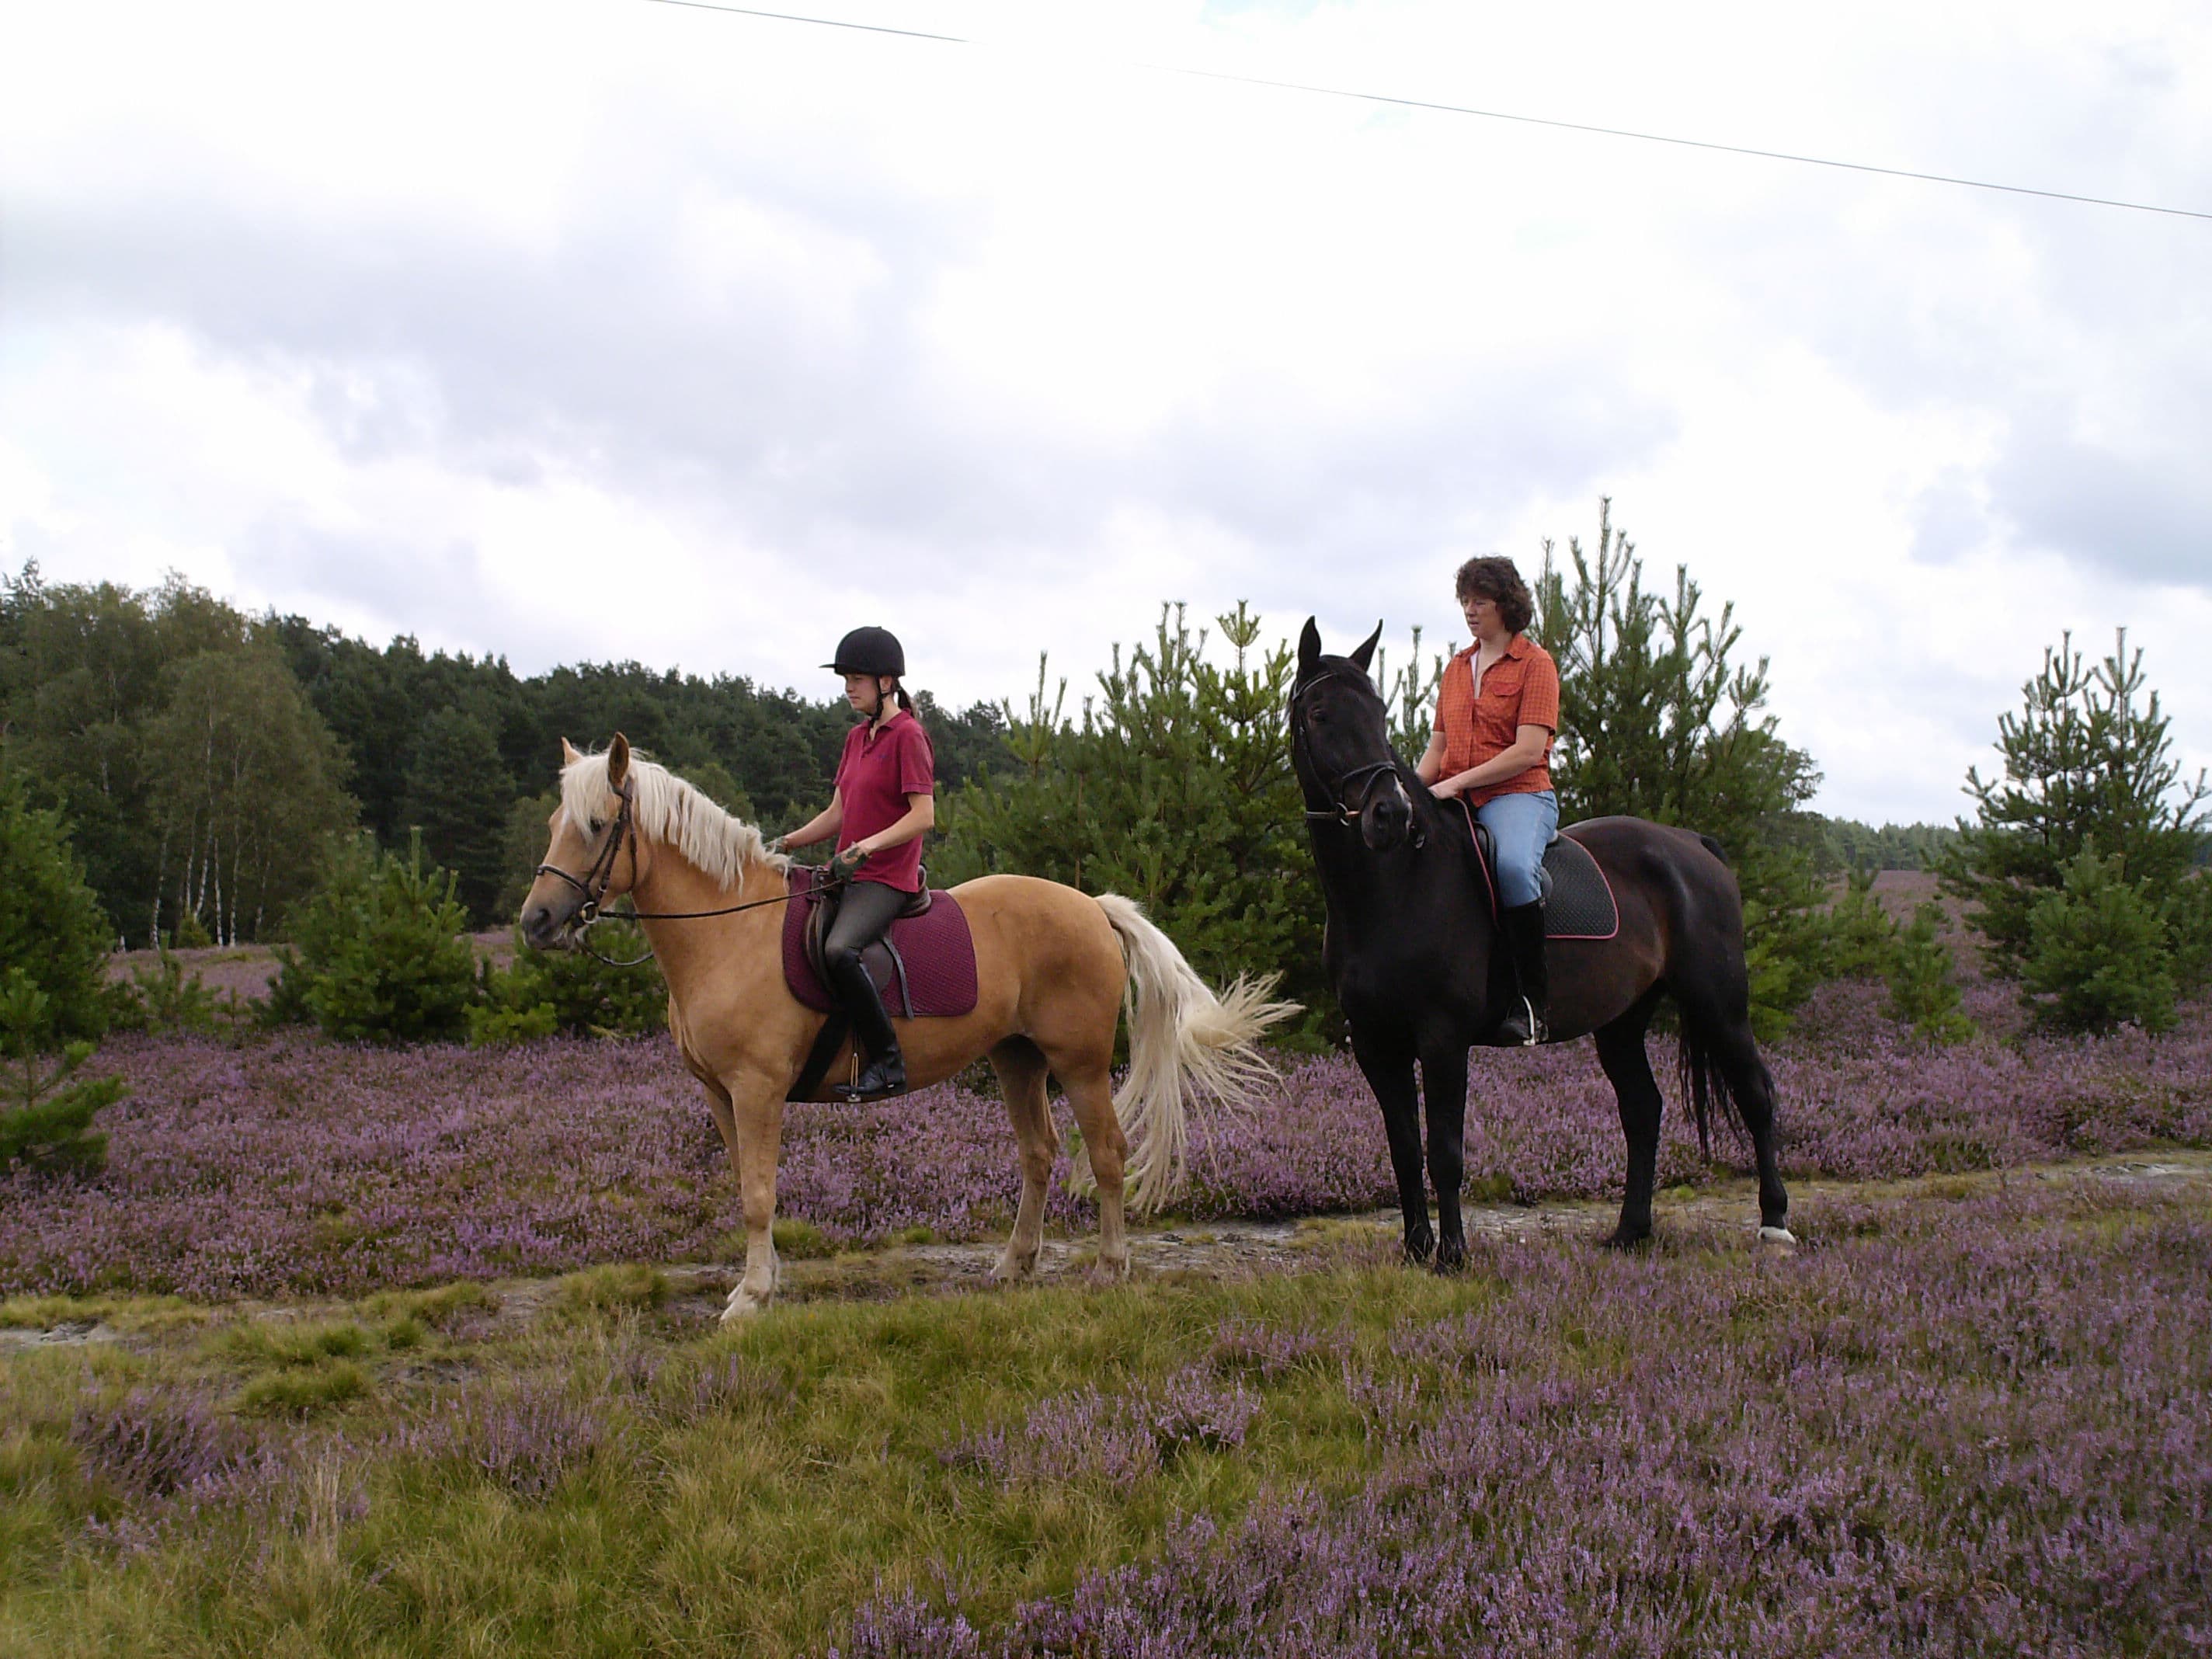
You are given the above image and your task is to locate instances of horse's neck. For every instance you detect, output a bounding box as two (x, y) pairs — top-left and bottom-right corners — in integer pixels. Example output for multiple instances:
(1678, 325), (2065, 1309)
(631, 847), (784, 1003)
(1311, 806), (1484, 944)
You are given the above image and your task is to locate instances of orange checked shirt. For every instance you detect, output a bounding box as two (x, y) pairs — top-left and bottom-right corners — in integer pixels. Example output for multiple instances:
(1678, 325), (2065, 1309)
(1433, 634), (1560, 809)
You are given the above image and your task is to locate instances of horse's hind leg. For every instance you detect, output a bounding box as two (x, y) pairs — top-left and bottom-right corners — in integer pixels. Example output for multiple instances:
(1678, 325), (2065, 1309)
(989, 1037), (1056, 1282)
(1708, 1020), (1792, 1241)
(1593, 992), (1665, 1249)
(1673, 974), (1793, 1242)
(1058, 1060), (1130, 1280)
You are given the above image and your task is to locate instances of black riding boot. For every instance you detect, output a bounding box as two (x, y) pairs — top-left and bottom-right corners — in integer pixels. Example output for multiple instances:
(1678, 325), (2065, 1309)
(1494, 901), (1550, 1046)
(826, 949), (906, 1100)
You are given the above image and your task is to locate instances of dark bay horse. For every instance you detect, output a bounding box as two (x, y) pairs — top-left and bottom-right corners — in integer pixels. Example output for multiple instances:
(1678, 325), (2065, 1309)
(1292, 620), (1793, 1267)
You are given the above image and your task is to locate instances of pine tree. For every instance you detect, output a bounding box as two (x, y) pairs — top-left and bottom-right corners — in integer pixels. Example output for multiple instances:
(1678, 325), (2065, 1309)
(270, 833), (479, 1043)
(402, 708), (513, 927)
(0, 770), (116, 1047)
(0, 971), (127, 1178)
(2021, 850), (2178, 1035)
(1942, 628), (2208, 979)
(934, 603), (1323, 1029)
(1532, 499), (1824, 1025)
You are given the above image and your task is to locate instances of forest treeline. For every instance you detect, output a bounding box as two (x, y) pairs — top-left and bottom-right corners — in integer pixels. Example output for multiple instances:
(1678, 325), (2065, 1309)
(0, 564), (1007, 947)
(4, 555), (1945, 954)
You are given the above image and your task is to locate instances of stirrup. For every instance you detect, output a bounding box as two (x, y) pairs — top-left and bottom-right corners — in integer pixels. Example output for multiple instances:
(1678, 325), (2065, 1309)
(835, 1052), (906, 1101)
(1497, 996), (1548, 1048)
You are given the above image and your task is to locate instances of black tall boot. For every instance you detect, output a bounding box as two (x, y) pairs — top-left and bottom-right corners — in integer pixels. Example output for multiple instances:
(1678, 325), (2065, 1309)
(1494, 901), (1550, 1047)
(826, 951), (906, 1100)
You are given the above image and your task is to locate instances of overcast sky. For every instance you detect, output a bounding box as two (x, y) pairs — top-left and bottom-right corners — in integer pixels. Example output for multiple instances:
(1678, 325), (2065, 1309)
(4, 0), (2208, 825)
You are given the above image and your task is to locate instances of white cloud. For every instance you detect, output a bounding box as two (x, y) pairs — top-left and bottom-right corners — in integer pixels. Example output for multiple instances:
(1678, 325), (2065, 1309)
(2, 0), (2207, 819)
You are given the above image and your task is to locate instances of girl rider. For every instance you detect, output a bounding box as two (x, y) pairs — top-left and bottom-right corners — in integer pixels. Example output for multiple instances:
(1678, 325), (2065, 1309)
(1415, 557), (1560, 1045)
(777, 626), (936, 1100)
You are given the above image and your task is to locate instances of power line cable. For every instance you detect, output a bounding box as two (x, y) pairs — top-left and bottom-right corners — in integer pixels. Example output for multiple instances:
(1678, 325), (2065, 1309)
(637, 0), (2212, 223)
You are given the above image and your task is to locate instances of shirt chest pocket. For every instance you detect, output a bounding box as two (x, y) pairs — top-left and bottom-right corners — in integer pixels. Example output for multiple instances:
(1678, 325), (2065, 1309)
(1478, 663), (1525, 708)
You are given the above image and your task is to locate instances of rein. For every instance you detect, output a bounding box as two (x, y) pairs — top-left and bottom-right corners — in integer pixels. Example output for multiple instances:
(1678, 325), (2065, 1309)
(533, 777), (820, 968)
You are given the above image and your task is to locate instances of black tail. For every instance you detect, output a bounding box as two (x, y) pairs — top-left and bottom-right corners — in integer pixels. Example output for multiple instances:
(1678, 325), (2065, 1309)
(1676, 1024), (1744, 1161)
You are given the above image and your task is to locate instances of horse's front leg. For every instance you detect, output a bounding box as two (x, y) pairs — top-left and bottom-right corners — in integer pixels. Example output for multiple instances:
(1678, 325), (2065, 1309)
(717, 1071), (788, 1320)
(1417, 1040), (1469, 1272)
(1351, 1023), (1430, 1264)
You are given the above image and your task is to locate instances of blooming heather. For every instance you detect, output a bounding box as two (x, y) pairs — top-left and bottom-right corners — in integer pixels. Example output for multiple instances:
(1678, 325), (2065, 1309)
(844, 1186), (2212, 1657)
(2, 987), (2206, 1299)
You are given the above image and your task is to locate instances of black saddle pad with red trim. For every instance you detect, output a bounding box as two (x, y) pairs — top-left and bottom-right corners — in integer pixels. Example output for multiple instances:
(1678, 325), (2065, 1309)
(1457, 802), (1620, 940)
(780, 867), (979, 1018)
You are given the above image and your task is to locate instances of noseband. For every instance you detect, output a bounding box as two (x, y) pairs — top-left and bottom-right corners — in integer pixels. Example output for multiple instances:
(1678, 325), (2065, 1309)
(1291, 668), (1426, 847)
(1303, 758), (1403, 827)
(534, 777), (638, 925)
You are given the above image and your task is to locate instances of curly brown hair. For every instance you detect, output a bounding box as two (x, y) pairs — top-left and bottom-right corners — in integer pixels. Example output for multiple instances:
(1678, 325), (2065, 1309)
(1453, 556), (1534, 635)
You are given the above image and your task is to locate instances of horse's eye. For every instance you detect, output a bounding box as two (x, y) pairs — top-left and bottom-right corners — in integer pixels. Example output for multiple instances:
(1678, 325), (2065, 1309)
(588, 819), (604, 836)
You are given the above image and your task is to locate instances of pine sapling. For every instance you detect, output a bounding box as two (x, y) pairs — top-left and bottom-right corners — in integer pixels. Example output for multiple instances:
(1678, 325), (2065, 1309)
(1886, 902), (1974, 1045)
(0, 970), (127, 1177)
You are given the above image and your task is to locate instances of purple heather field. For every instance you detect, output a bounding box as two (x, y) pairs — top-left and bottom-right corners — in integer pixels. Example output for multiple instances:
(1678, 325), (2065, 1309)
(840, 1184), (2212, 1657)
(4, 977), (2208, 1301)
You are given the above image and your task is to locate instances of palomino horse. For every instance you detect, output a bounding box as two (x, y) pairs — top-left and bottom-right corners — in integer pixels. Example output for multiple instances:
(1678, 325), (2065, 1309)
(520, 735), (1292, 1320)
(1292, 621), (1793, 1268)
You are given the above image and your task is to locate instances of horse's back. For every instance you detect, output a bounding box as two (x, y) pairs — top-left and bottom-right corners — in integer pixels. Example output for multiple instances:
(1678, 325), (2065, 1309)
(1564, 815), (1746, 958)
(948, 872), (1123, 972)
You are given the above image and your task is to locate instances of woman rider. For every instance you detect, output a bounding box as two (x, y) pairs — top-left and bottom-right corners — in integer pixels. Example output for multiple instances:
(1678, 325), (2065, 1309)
(777, 626), (936, 1100)
(1415, 556), (1560, 1045)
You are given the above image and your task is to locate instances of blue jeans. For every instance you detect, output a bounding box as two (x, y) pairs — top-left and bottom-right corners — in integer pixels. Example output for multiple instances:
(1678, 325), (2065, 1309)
(1476, 791), (1557, 908)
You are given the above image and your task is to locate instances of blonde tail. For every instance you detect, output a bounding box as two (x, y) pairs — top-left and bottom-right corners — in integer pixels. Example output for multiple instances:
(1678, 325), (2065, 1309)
(1088, 894), (1299, 1216)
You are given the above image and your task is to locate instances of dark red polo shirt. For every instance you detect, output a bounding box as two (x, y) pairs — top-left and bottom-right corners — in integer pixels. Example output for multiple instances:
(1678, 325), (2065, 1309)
(833, 709), (935, 892)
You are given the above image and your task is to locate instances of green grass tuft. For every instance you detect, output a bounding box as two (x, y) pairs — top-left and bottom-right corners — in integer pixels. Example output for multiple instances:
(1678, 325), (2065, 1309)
(554, 1264), (670, 1314)
(235, 1359), (370, 1417)
(771, 1219), (837, 1260)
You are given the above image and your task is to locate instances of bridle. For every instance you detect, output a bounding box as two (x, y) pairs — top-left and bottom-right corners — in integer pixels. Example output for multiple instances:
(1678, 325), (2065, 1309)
(533, 777), (640, 928)
(1290, 667), (1426, 847)
(532, 775), (814, 968)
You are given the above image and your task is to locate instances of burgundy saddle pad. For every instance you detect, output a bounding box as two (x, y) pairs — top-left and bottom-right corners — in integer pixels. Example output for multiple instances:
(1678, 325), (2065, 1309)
(780, 868), (979, 1018)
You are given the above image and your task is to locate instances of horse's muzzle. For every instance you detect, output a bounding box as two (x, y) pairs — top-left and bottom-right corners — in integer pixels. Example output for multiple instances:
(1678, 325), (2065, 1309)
(520, 900), (573, 952)
(1362, 781), (1414, 851)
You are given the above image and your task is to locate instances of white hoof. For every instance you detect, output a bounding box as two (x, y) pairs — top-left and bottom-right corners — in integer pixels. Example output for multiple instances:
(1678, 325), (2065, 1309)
(721, 1286), (766, 1322)
(989, 1250), (1039, 1283)
(1758, 1225), (1799, 1247)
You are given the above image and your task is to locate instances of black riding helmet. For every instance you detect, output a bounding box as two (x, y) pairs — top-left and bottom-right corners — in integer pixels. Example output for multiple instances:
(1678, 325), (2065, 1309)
(825, 626), (905, 678)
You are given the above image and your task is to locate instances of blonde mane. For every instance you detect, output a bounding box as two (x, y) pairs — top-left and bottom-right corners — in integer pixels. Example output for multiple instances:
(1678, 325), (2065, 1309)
(559, 749), (790, 890)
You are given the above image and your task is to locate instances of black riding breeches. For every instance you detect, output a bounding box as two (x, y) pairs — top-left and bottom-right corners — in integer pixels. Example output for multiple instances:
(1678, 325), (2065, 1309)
(823, 879), (909, 1059)
(823, 879), (908, 972)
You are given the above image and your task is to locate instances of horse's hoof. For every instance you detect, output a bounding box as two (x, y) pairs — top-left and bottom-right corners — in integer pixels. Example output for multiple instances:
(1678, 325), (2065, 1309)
(1430, 1250), (1466, 1277)
(1599, 1226), (1652, 1251)
(721, 1288), (767, 1322)
(989, 1250), (1040, 1283)
(1758, 1225), (1799, 1248)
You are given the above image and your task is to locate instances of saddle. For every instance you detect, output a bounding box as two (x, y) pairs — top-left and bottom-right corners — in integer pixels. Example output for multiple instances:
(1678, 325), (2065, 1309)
(780, 866), (979, 1020)
(1456, 801), (1620, 941)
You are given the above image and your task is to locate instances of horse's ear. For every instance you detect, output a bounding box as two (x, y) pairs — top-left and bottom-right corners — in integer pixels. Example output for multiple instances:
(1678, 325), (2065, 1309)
(1298, 617), (1322, 681)
(560, 737), (583, 768)
(607, 732), (631, 789)
(1349, 620), (1383, 674)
